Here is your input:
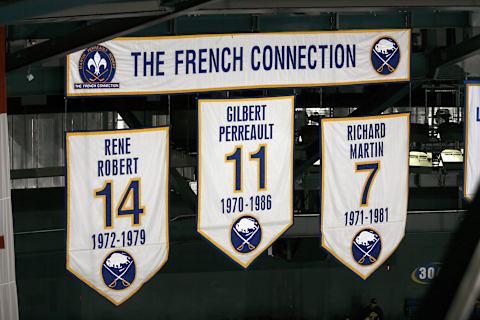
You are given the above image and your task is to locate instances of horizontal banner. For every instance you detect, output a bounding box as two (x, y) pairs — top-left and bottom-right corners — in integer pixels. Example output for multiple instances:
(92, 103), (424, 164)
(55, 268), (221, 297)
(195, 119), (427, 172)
(66, 30), (410, 97)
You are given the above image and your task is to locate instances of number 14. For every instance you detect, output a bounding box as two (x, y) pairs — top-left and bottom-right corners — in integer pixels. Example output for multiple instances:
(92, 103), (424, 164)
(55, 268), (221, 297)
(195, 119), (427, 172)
(95, 179), (145, 229)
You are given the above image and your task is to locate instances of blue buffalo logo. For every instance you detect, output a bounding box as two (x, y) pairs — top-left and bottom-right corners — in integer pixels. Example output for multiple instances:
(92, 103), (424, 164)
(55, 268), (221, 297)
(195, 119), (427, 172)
(371, 37), (400, 75)
(352, 229), (381, 266)
(101, 250), (136, 290)
(231, 216), (262, 254)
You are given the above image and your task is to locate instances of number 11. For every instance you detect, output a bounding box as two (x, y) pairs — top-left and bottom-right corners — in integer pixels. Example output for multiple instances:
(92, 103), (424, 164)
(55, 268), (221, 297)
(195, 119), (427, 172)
(225, 145), (267, 192)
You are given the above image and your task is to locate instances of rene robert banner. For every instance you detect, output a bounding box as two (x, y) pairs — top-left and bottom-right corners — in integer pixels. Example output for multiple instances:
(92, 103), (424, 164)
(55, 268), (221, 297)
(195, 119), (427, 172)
(464, 82), (480, 200)
(66, 29), (410, 97)
(197, 96), (294, 268)
(321, 113), (410, 279)
(66, 127), (169, 305)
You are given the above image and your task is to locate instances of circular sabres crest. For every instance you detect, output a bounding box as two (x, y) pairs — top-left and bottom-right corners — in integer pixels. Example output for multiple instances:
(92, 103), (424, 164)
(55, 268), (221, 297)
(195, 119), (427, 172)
(352, 229), (382, 266)
(231, 216), (262, 254)
(371, 37), (400, 75)
(101, 250), (136, 290)
(78, 45), (116, 83)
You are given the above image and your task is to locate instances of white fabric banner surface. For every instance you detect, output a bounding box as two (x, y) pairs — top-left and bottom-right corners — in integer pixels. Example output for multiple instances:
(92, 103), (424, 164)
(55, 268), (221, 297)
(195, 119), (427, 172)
(198, 96), (294, 268)
(66, 30), (410, 97)
(66, 127), (169, 305)
(0, 113), (19, 320)
(465, 83), (480, 200)
(321, 113), (410, 279)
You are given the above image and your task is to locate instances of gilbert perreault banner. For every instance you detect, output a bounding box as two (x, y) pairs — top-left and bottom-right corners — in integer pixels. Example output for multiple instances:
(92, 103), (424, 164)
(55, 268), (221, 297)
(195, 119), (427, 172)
(197, 96), (294, 268)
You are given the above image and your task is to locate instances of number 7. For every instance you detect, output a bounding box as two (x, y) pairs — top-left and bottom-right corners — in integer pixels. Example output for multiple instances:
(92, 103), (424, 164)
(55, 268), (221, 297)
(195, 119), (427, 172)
(355, 161), (380, 207)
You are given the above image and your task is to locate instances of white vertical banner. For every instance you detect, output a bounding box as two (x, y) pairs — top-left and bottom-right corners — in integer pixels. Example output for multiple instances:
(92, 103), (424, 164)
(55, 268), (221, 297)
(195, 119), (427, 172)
(321, 113), (410, 279)
(0, 25), (19, 320)
(66, 127), (169, 305)
(198, 96), (294, 268)
(465, 83), (480, 200)
(0, 113), (19, 320)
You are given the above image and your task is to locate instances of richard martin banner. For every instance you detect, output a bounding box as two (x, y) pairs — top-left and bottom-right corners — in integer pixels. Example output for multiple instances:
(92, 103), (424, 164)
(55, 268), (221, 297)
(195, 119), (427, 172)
(321, 113), (410, 279)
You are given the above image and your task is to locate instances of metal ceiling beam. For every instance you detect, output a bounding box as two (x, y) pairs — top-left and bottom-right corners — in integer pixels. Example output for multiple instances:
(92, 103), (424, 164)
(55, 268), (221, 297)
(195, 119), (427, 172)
(10, 167), (63, 179)
(428, 31), (480, 78)
(16, 10), (470, 31)
(351, 32), (480, 116)
(6, 0), (220, 72)
(0, 0), (118, 25)
(294, 31), (480, 177)
(19, 0), (480, 23)
(349, 81), (422, 116)
(117, 107), (197, 214)
(117, 110), (144, 129)
(206, 0), (480, 10)
(169, 168), (197, 212)
(293, 82), (422, 180)
(293, 140), (320, 181)
(17, 1), (172, 24)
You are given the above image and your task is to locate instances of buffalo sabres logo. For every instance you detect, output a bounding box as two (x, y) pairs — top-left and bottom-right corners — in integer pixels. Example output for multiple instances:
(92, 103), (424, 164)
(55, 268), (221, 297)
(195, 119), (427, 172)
(231, 216), (262, 254)
(101, 250), (136, 290)
(371, 37), (400, 75)
(352, 229), (382, 266)
(76, 45), (119, 89)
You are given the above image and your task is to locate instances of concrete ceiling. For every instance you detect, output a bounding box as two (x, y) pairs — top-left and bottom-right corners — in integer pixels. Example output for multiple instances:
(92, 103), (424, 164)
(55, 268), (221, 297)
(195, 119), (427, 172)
(2, 0), (480, 25)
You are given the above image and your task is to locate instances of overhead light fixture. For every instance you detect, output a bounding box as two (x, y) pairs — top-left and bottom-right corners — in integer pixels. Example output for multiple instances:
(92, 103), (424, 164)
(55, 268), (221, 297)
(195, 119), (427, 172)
(26, 65), (34, 82)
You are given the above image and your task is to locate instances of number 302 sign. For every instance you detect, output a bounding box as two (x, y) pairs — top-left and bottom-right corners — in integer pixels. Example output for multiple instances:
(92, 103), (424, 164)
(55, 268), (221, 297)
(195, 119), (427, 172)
(197, 96), (294, 268)
(411, 262), (441, 285)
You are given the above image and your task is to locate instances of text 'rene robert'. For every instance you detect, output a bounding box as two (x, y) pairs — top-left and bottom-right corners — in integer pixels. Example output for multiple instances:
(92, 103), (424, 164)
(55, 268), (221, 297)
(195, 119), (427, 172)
(97, 137), (139, 177)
